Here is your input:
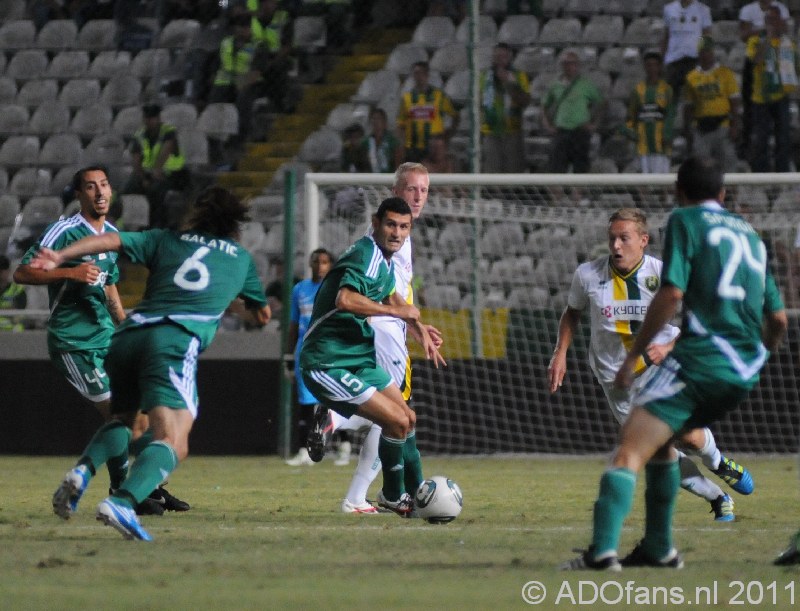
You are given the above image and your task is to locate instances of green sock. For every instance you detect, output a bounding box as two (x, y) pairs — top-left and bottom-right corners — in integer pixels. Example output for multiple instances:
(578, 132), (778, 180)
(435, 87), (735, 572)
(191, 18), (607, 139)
(128, 429), (154, 457)
(592, 467), (637, 557)
(115, 441), (178, 508)
(78, 421), (131, 483)
(403, 430), (424, 494)
(106, 455), (129, 491)
(378, 434), (406, 501)
(643, 460), (680, 560)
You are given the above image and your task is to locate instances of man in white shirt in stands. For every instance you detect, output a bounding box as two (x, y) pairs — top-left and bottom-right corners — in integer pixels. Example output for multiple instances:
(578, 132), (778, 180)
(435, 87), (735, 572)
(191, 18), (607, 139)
(661, 0), (713, 100)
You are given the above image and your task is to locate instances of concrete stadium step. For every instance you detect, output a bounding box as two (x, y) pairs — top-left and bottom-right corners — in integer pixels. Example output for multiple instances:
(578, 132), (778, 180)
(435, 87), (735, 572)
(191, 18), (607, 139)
(216, 171), (273, 189)
(237, 155), (293, 172)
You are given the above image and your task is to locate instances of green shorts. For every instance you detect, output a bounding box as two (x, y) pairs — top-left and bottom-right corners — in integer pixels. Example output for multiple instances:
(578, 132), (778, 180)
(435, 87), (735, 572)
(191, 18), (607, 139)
(301, 365), (392, 418)
(633, 355), (751, 432)
(50, 347), (110, 403)
(106, 323), (200, 418)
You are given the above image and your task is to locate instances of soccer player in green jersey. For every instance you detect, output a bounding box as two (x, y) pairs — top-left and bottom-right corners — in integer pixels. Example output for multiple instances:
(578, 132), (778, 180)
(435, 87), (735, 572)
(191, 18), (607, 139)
(31, 186), (271, 541)
(14, 166), (187, 515)
(563, 156), (787, 571)
(300, 197), (445, 516)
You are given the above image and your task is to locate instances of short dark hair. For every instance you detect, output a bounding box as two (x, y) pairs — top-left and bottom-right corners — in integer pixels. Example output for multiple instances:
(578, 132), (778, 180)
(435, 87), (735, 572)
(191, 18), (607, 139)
(71, 165), (110, 192)
(143, 103), (161, 118)
(311, 247), (334, 263)
(677, 156), (724, 202)
(496, 42), (512, 52)
(182, 186), (250, 238)
(412, 61), (429, 72)
(375, 197), (412, 221)
(369, 107), (387, 121)
(643, 51), (662, 63)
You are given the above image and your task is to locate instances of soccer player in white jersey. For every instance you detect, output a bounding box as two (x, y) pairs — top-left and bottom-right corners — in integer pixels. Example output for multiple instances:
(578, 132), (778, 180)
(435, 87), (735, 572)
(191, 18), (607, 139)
(308, 162), (442, 514)
(548, 208), (754, 522)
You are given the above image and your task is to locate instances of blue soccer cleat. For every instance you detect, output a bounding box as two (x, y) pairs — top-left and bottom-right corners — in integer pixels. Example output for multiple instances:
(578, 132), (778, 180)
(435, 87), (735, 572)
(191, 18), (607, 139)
(96, 497), (153, 541)
(52, 465), (90, 520)
(710, 494), (735, 522)
(714, 455), (754, 495)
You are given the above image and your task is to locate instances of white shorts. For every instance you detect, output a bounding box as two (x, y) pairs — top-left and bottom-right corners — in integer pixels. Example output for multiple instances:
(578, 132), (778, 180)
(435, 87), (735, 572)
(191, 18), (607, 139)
(372, 317), (410, 395)
(597, 365), (659, 425)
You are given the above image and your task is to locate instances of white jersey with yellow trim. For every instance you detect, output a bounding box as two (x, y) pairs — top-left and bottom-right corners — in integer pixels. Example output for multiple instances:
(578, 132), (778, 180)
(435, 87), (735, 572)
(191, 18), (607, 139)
(567, 254), (680, 384)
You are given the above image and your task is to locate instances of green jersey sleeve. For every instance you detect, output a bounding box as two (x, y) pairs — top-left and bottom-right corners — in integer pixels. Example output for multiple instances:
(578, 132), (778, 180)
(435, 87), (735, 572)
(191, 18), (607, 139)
(661, 210), (695, 292)
(764, 272), (785, 314)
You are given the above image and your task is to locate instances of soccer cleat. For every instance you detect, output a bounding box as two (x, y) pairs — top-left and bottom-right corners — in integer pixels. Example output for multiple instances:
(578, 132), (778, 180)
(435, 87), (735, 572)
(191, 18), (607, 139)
(96, 497), (153, 541)
(52, 465), (90, 520)
(710, 494), (735, 522)
(307, 404), (332, 463)
(135, 497), (165, 516)
(713, 455), (754, 495)
(560, 547), (622, 572)
(774, 531), (800, 566)
(285, 447), (315, 466)
(376, 490), (414, 518)
(341, 498), (379, 514)
(334, 440), (352, 466)
(621, 540), (684, 569)
(149, 486), (190, 512)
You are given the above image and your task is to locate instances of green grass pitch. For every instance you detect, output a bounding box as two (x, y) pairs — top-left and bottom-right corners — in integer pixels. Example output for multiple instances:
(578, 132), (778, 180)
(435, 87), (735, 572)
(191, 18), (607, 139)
(1, 455), (799, 609)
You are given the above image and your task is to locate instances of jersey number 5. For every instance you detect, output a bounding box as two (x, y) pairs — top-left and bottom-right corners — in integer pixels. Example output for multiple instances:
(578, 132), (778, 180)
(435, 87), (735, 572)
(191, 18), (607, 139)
(708, 227), (766, 301)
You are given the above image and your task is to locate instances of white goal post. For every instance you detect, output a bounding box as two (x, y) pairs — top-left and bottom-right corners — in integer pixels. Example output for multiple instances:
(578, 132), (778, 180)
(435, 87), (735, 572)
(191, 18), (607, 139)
(302, 171), (800, 454)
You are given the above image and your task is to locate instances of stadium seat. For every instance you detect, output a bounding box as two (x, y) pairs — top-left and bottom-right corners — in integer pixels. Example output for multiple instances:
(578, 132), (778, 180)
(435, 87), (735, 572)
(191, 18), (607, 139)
(0, 77), (15, 104)
(298, 127), (342, 169)
(129, 48), (173, 79)
(51, 165), (81, 195)
(585, 70), (612, 97)
(82, 134), (127, 166)
(443, 69), (471, 106)
(0, 104), (30, 136)
(76, 20), (118, 51)
(645, 0), (670, 16)
(0, 20), (36, 50)
(88, 51), (132, 80)
(0, 136), (39, 168)
(101, 75), (143, 108)
(437, 222), (473, 253)
(59, 78), (102, 108)
(727, 43), (747, 72)
(384, 43), (429, 76)
(622, 17), (665, 46)
(112, 105), (144, 137)
(528, 71), (559, 102)
(161, 102), (198, 131)
(22, 196), (63, 222)
(455, 14), (498, 45)
(711, 20), (739, 47)
(591, 156), (620, 173)
(61, 199), (81, 218)
(47, 51), (91, 80)
(16, 79), (59, 108)
(605, 0), (647, 18)
(513, 46), (556, 76)
(70, 103), (113, 137)
(772, 188), (800, 213)
(429, 42), (468, 78)
(38, 133), (83, 167)
(537, 18), (582, 46)
(542, 0), (567, 15)
(482, 222), (526, 257)
(197, 103), (239, 140)
(582, 15), (624, 46)
(156, 19), (201, 49)
(0, 0), (25, 20)
(27, 100), (70, 135)
(411, 16), (456, 51)
(118, 194), (150, 230)
(318, 220), (352, 254)
(563, 0), (601, 17)
(9, 168), (52, 198)
(598, 47), (643, 77)
(292, 16), (327, 52)
(351, 70), (400, 105)
(177, 129), (209, 168)
(422, 284), (461, 309)
(0, 194), (20, 227)
(733, 186), (770, 211)
(35, 19), (78, 50)
(5, 50), (49, 80)
(415, 254), (446, 285)
(325, 102), (370, 132)
(497, 15), (540, 48)
(248, 195), (284, 224)
(508, 286), (550, 309)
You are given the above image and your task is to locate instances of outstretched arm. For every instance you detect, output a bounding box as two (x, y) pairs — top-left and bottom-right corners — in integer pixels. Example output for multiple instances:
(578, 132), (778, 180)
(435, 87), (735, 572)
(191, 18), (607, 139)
(15, 260), (101, 285)
(29, 233), (123, 271)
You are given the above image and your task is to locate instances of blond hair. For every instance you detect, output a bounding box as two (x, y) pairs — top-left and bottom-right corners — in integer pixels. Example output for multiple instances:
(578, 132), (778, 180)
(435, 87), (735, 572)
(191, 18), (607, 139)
(393, 162), (428, 189)
(608, 208), (648, 235)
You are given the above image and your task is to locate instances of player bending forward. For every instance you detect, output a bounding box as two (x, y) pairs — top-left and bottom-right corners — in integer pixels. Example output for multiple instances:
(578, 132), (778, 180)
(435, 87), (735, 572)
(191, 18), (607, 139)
(549, 208), (754, 522)
(300, 197), (445, 517)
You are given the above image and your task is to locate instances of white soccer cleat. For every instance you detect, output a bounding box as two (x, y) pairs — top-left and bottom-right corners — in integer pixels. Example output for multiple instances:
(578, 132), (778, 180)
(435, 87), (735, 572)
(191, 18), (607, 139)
(52, 465), (90, 520)
(285, 448), (315, 467)
(341, 498), (379, 514)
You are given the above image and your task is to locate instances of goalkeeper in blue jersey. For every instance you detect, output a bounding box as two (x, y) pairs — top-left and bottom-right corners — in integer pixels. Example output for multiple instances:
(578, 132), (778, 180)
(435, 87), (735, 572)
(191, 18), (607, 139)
(562, 157), (787, 571)
(31, 186), (271, 541)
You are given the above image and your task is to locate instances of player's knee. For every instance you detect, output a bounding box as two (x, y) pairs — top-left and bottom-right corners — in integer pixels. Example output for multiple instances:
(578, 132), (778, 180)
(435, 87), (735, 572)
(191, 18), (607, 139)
(383, 410), (411, 439)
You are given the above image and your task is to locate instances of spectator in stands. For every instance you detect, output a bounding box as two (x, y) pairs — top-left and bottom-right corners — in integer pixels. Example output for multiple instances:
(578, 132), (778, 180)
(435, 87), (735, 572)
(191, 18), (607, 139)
(622, 51), (676, 174)
(426, 0), (467, 23)
(738, 0), (791, 157)
(0, 255), (26, 332)
(248, 0), (298, 113)
(363, 108), (403, 173)
(661, 0), (713, 101)
(340, 123), (370, 172)
(746, 5), (798, 172)
(297, 0), (354, 52)
(683, 36), (741, 173)
(542, 50), (605, 174)
(396, 61), (460, 164)
(480, 43), (531, 173)
(122, 104), (191, 229)
(422, 134), (456, 175)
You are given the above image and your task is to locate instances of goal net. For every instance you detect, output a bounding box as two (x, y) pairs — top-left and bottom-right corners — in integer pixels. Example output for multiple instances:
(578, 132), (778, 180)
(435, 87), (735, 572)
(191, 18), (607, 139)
(299, 172), (800, 454)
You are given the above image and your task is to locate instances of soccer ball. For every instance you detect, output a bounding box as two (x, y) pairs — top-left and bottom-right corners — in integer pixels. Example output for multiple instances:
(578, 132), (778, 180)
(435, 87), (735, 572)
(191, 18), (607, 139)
(414, 475), (463, 524)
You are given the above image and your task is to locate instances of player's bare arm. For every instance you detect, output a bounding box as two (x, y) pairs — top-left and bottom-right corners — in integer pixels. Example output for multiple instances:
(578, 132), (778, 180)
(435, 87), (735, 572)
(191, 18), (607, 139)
(14, 260), (101, 285)
(30, 233), (123, 271)
(336, 286), (419, 320)
(763, 309), (788, 352)
(104, 284), (126, 324)
(614, 283), (683, 391)
(548, 306), (581, 393)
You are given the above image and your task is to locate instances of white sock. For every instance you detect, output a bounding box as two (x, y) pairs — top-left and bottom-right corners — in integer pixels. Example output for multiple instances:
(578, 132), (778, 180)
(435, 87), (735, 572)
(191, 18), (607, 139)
(345, 424), (382, 505)
(679, 454), (724, 502)
(696, 428), (722, 471)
